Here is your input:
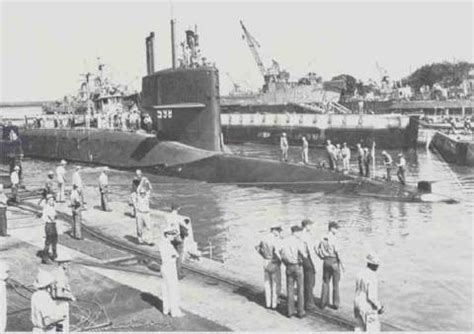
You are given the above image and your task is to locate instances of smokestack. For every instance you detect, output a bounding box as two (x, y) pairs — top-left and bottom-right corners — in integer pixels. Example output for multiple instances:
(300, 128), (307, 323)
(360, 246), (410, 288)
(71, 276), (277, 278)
(170, 20), (177, 69)
(145, 32), (155, 75)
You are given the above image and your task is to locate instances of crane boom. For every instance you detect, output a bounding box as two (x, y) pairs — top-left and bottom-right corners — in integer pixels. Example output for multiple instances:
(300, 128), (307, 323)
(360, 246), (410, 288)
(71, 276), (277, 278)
(240, 20), (266, 77)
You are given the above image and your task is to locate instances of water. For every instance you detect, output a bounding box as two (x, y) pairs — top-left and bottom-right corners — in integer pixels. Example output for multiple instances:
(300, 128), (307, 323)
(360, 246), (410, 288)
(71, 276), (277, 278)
(3, 106), (472, 331)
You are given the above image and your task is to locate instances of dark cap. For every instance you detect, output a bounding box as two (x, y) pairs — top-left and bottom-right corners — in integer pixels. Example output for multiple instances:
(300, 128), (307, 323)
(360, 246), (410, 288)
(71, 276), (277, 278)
(301, 219), (314, 227)
(291, 225), (302, 233)
(270, 225), (282, 232)
(328, 221), (340, 230)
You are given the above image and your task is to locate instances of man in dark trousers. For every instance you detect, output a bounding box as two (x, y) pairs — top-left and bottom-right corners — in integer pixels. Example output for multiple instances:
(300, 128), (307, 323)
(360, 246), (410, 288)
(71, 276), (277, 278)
(280, 225), (307, 318)
(357, 143), (365, 176)
(397, 153), (407, 185)
(363, 148), (371, 177)
(317, 221), (343, 310)
(300, 219), (317, 311)
(42, 194), (58, 264)
(381, 151), (393, 181)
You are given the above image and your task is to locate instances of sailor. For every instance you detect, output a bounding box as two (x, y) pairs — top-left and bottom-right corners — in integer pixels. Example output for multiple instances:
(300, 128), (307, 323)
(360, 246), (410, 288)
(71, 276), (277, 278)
(354, 254), (385, 332)
(39, 171), (56, 206)
(325, 140), (336, 170)
(0, 185), (8, 237)
(130, 170), (152, 218)
(135, 187), (153, 245)
(10, 166), (20, 203)
(301, 136), (309, 164)
(70, 184), (83, 240)
(255, 225), (282, 310)
(300, 219), (318, 311)
(396, 153), (406, 185)
(168, 204), (188, 280)
(316, 221), (343, 310)
(341, 143), (351, 173)
(71, 166), (85, 209)
(56, 160), (67, 203)
(363, 148), (371, 177)
(335, 144), (342, 171)
(42, 194), (58, 264)
(357, 143), (365, 176)
(381, 151), (393, 181)
(52, 253), (76, 332)
(31, 270), (66, 332)
(99, 167), (111, 211)
(0, 261), (9, 333)
(280, 225), (306, 318)
(159, 228), (184, 317)
(280, 133), (289, 162)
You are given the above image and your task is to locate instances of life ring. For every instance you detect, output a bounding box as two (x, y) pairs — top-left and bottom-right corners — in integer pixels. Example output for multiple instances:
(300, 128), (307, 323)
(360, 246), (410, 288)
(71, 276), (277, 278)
(320, 160), (329, 169)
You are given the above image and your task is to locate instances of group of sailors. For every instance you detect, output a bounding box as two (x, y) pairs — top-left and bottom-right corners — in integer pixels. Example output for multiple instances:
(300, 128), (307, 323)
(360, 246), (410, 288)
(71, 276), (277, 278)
(280, 133), (407, 184)
(256, 220), (385, 332)
(0, 160), (202, 331)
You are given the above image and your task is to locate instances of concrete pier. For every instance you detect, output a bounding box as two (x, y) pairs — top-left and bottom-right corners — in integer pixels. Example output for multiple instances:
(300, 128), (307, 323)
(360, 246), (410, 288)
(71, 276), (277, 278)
(2, 185), (354, 331)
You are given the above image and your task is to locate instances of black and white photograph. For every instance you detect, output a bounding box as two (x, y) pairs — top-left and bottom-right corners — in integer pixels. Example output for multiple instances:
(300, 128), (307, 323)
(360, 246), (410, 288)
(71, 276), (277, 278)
(0, 0), (473, 332)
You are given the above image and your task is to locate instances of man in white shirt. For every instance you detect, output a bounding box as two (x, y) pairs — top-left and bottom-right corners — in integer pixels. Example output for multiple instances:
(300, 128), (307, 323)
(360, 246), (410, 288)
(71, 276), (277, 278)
(99, 167), (111, 211)
(280, 133), (289, 162)
(70, 184), (83, 240)
(31, 270), (65, 332)
(71, 166), (85, 208)
(354, 254), (385, 332)
(42, 194), (58, 263)
(301, 136), (309, 164)
(300, 219), (318, 311)
(0, 185), (8, 237)
(0, 261), (9, 333)
(135, 188), (152, 245)
(55, 160), (67, 203)
(397, 153), (406, 185)
(341, 143), (351, 173)
(52, 254), (76, 332)
(159, 229), (184, 317)
(10, 165), (20, 203)
(255, 225), (282, 310)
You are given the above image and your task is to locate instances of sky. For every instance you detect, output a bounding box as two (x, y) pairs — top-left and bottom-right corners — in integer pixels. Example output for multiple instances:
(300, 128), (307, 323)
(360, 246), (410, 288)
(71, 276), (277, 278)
(0, 0), (473, 102)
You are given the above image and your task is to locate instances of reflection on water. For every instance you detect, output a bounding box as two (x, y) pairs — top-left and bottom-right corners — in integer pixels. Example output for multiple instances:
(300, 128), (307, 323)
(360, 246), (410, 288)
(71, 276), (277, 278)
(17, 143), (473, 331)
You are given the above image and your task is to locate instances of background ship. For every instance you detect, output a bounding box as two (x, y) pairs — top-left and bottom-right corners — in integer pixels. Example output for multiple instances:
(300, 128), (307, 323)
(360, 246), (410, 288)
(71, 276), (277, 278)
(219, 21), (418, 149)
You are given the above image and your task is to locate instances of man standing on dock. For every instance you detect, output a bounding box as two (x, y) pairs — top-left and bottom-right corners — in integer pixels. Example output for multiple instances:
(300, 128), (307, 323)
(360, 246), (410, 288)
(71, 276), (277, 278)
(301, 136), (309, 164)
(354, 253), (384, 332)
(317, 221), (343, 310)
(280, 225), (306, 318)
(42, 194), (58, 263)
(135, 187), (153, 245)
(72, 166), (85, 209)
(280, 133), (289, 162)
(159, 228), (184, 317)
(300, 219), (318, 311)
(10, 166), (20, 203)
(397, 153), (406, 185)
(0, 185), (8, 237)
(0, 261), (9, 333)
(70, 184), (83, 240)
(56, 160), (67, 203)
(357, 143), (364, 176)
(381, 151), (393, 181)
(99, 167), (111, 211)
(255, 225), (282, 310)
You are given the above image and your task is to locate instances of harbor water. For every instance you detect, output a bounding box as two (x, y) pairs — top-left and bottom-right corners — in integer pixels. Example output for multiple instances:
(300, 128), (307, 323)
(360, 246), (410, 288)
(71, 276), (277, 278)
(2, 107), (473, 331)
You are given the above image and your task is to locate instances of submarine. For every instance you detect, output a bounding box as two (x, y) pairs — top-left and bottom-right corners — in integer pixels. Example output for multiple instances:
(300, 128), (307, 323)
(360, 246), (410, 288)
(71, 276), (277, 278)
(14, 23), (456, 203)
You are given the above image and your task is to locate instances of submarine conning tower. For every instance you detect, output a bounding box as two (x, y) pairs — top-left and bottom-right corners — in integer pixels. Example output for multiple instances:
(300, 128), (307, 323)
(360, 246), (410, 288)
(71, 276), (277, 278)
(141, 27), (222, 152)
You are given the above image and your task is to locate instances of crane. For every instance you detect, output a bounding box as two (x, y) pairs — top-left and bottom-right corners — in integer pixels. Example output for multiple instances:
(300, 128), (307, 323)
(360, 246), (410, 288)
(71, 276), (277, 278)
(240, 20), (266, 77)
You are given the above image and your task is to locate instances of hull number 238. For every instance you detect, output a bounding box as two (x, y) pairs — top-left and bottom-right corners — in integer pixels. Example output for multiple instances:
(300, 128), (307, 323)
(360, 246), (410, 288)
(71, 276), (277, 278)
(157, 110), (173, 119)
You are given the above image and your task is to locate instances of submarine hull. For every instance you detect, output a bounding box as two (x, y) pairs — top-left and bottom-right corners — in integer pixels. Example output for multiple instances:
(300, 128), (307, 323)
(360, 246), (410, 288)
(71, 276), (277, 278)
(18, 128), (432, 202)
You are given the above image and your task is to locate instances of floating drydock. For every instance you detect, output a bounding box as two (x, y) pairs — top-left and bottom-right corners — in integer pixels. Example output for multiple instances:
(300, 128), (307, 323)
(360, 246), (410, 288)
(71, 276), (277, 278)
(221, 110), (419, 149)
(8, 26), (456, 203)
